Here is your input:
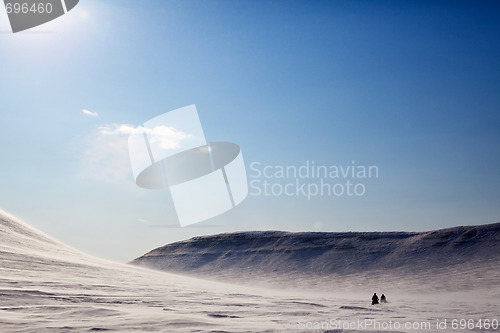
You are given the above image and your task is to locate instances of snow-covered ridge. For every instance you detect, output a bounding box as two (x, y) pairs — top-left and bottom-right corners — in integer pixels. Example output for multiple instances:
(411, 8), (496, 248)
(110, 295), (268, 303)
(131, 223), (500, 288)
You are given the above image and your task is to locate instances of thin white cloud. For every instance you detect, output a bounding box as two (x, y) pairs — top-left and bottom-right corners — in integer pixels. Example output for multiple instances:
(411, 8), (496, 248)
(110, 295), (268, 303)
(98, 124), (138, 135)
(148, 125), (194, 150)
(98, 124), (194, 150)
(78, 123), (194, 187)
(78, 129), (132, 185)
(82, 109), (99, 117)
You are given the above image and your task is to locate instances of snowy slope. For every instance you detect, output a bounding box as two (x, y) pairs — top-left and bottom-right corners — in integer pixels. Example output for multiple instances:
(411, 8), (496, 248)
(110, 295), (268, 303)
(1, 209), (499, 333)
(0, 209), (341, 332)
(131, 224), (500, 291)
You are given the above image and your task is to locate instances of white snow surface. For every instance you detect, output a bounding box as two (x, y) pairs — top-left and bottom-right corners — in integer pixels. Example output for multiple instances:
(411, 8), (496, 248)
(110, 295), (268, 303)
(1, 209), (499, 333)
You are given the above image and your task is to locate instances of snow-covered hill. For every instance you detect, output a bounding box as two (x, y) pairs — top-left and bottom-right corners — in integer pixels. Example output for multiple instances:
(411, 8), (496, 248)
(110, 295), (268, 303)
(131, 224), (500, 291)
(0, 209), (348, 332)
(1, 209), (499, 333)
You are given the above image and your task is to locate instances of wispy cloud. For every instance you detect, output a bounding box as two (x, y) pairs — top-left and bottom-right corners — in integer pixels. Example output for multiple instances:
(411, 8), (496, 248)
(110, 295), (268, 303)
(79, 123), (193, 187)
(79, 129), (132, 184)
(82, 109), (99, 117)
(98, 124), (194, 150)
(98, 124), (137, 135)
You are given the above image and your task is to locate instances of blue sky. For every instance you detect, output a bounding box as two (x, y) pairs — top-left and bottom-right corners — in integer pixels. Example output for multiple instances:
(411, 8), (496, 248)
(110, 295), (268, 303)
(0, 1), (499, 262)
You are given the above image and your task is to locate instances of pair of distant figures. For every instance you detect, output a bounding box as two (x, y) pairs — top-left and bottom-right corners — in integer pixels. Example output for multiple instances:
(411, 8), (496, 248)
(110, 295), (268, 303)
(371, 293), (387, 305)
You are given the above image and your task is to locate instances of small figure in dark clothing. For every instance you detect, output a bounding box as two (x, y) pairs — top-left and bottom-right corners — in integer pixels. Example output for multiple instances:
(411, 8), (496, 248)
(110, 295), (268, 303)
(380, 294), (387, 303)
(371, 293), (379, 305)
